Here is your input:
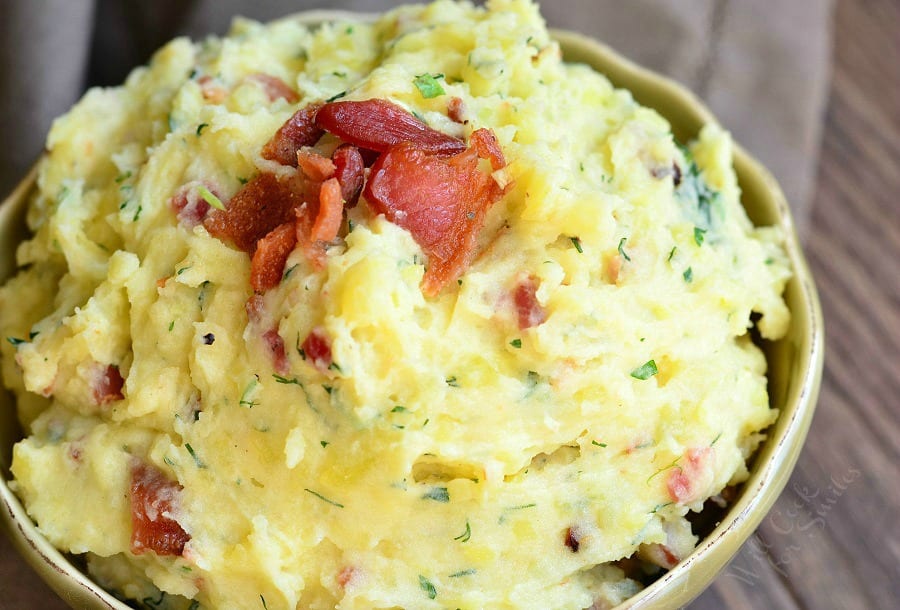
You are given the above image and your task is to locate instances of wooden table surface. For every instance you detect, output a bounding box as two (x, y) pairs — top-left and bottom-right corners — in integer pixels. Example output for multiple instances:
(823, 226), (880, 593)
(1, 0), (897, 608)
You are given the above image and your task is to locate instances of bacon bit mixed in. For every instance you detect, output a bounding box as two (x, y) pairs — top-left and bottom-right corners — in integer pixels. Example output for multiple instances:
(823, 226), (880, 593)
(337, 565), (358, 588)
(564, 526), (582, 552)
(261, 104), (324, 166)
(251, 223), (297, 293)
(129, 461), (190, 556)
(365, 127), (508, 295)
(331, 144), (365, 207)
(248, 73), (300, 104)
(197, 75), (227, 104)
(92, 364), (125, 405)
(513, 275), (546, 329)
(262, 329), (290, 376)
(301, 328), (333, 373)
(169, 182), (221, 228)
(315, 99), (467, 155)
(447, 97), (468, 124)
(666, 447), (714, 504)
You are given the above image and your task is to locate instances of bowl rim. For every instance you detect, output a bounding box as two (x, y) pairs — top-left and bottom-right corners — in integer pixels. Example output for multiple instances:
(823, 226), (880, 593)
(0, 11), (824, 610)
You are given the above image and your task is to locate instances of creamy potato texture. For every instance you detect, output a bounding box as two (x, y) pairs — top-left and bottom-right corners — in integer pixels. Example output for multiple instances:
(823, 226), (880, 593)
(0, 0), (791, 608)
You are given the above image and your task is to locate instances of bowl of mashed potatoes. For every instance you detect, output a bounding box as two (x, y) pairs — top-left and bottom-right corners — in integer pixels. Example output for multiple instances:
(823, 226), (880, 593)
(0, 1), (823, 609)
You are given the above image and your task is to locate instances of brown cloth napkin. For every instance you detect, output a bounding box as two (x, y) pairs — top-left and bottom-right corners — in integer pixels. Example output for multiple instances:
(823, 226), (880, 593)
(0, 1), (831, 608)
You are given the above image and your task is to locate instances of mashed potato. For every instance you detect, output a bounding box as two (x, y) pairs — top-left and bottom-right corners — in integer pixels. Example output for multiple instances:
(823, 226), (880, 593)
(0, 1), (790, 608)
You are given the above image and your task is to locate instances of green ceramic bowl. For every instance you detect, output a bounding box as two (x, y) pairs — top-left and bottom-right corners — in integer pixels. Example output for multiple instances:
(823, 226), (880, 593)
(0, 12), (824, 610)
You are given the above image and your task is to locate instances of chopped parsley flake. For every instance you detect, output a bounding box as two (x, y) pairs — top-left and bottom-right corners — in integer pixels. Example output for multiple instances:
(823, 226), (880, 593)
(196, 123), (209, 136)
(304, 488), (344, 508)
(283, 264), (298, 281)
(683, 267), (694, 283)
(510, 338), (522, 349)
(450, 568), (476, 578)
(260, 594), (269, 609)
(445, 375), (460, 387)
(454, 520), (472, 542)
(422, 486), (450, 503)
(197, 185), (225, 211)
(667, 246), (677, 262)
(326, 90), (347, 103)
(414, 73), (445, 98)
(115, 171), (132, 183)
(239, 377), (260, 408)
(168, 321), (175, 332)
(630, 360), (658, 380)
(570, 236), (583, 253)
(418, 575), (437, 600)
(617, 237), (631, 261)
(320, 440), (329, 448)
(6, 337), (27, 347)
(391, 405), (408, 413)
(591, 440), (607, 447)
(694, 226), (707, 246)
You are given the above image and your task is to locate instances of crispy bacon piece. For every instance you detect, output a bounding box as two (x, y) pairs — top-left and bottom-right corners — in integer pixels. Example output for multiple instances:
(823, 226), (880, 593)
(251, 223), (297, 293)
(129, 461), (190, 556)
(337, 565), (358, 588)
(332, 144), (365, 207)
(513, 276), (546, 329)
(364, 128), (507, 295)
(666, 447), (714, 504)
(315, 99), (466, 156)
(92, 364), (125, 405)
(263, 329), (290, 376)
(301, 328), (333, 373)
(311, 178), (343, 243)
(248, 73), (299, 104)
(261, 104), (324, 167)
(204, 173), (310, 253)
(297, 148), (336, 182)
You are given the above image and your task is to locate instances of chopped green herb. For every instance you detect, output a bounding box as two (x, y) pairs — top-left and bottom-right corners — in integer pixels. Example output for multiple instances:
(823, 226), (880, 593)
(163, 456), (175, 467)
(591, 440), (607, 448)
(422, 487), (450, 503)
(273, 374), (302, 385)
(418, 575), (437, 600)
(115, 171), (132, 183)
(323, 385), (333, 395)
(414, 73), (446, 99)
(132, 205), (143, 222)
(711, 432), (723, 446)
(667, 246), (677, 262)
(304, 488), (344, 507)
(345, 26), (354, 34)
(450, 568), (476, 578)
(630, 360), (658, 380)
(332, 71), (347, 78)
(238, 176), (249, 185)
(185, 443), (206, 468)
(391, 405), (408, 413)
(445, 375), (460, 387)
(176, 265), (192, 275)
(239, 377), (260, 408)
(326, 90), (347, 103)
(651, 501), (674, 514)
(617, 237), (631, 261)
(453, 520), (472, 542)
(683, 267), (693, 283)
(509, 338), (522, 349)
(6, 337), (27, 347)
(197, 185), (225, 211)
(328, 362), (343, 373)
(283, 264), (298, 281)
(693, 226), (707, 246)
(570, 236), (583, 253)
(168, 321), (175, 332)
(457, 278), (463, 286)
(260, 594), (269, 609)
(196, 123), (209, 136)
(647, 456), (681, 483)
